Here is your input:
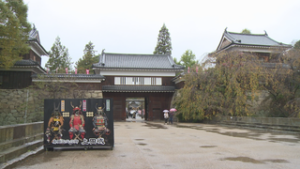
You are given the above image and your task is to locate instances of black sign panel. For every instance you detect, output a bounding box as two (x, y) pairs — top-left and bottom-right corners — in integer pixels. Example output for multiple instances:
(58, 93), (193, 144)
(44, 99), (114, 150)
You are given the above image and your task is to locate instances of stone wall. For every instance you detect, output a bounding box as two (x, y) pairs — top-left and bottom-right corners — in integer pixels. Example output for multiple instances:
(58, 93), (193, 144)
(0, 89), (103, 126)
(246, 90), (271, 116)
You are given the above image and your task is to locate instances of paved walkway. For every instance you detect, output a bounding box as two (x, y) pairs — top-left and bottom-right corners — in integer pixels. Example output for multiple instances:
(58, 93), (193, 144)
(5, 122), (300, 169)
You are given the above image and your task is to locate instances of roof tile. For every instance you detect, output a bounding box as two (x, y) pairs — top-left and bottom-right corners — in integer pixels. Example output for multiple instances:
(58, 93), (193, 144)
(93, 53), (184, 70)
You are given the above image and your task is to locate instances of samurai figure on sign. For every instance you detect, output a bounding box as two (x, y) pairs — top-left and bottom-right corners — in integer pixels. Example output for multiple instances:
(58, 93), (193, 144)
(46, 102), (64, 143)
(93, 103), (110, 139)
(69, 101), (86, 141)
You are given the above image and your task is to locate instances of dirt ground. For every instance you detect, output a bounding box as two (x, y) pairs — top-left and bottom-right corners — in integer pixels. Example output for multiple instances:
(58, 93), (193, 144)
(5, 121), (300, 169)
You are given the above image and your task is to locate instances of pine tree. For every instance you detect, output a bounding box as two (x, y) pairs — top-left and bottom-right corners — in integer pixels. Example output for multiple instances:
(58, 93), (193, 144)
(75, 41), (98, 74)
(0, 0), (31, 69)
(46, 37), (72, 73)
(153, 24), (172, 55)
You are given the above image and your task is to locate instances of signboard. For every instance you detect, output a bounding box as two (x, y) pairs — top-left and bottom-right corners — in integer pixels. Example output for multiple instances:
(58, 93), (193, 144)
(44, 98), (114, 150)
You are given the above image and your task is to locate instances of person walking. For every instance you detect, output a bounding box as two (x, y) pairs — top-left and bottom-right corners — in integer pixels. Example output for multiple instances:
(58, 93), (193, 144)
(169, 111), (174, 124)
(163, 110), (169, 125)
(169, 108), (177, 124)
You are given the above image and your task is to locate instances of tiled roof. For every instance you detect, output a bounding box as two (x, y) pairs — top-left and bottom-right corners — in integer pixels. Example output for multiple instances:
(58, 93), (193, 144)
(102, 85), (175, 92)
(93, 52), (184, 70)
(224, 31), (291, 47)
(32, 74), (105, 79)
(10, 59), (47, 74)
(28, 24), (40, 42)
(27, 25), (48, 55)
(14, 59), (40, 66)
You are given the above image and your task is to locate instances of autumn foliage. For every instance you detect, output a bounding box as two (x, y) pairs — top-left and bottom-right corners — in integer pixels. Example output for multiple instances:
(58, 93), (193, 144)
(174, 50), (300, 121)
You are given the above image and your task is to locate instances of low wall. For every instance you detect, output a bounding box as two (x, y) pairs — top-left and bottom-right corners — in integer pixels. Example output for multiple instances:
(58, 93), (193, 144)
(220, 116), (300, 126)
(214, 116), (300, 132)
(0, 122), (44, 164)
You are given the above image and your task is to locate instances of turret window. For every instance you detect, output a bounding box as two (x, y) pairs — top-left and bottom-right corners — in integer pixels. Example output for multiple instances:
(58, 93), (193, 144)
(114, 77), (161, 85)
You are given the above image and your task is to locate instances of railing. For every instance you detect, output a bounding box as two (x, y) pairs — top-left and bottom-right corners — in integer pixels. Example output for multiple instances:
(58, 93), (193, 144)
(0, 122), (44, 164)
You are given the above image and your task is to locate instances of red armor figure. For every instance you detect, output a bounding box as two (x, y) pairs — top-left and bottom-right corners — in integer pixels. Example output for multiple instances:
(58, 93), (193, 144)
(69, 103), (86, 140)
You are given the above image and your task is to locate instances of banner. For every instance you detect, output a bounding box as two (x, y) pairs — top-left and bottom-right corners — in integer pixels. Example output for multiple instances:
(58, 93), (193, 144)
(83, 100), (86, 112)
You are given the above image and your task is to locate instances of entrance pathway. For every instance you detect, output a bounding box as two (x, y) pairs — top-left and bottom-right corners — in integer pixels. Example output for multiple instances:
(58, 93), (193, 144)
(5, 122), (300, 169)
(126, 113), (145, 122)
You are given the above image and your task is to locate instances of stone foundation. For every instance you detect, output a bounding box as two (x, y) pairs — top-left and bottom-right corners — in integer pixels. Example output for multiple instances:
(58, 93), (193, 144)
(0, 89), (103, 126)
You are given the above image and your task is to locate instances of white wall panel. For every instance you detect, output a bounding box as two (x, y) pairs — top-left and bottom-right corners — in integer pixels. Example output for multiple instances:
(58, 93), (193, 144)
(114, 77), (120, 85)
(156, 77), (162, 85)
(144, 77), (151, 85)
(126, 77), (133, 85)
(100, 70), (175, 77)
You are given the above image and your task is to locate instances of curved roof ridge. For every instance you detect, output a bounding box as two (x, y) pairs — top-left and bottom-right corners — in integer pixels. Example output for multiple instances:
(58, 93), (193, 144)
(227, 31), (266, 36)
(105, 52), (168, 56)
(262, 35), (291, 46)
(224, 31), (236, 40)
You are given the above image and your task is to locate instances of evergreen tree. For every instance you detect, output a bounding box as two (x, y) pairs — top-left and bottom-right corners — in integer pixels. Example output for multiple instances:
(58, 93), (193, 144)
(0, 0), (31, 69)
(294, 40), (300, 50)
(153, 24), (172, 55)
(173, 57), (180, 65)
(75, 41), (98, 74)
(241, 29), (251, 34)
(179, 50), (197, 69)
(46, 36), (72, 73)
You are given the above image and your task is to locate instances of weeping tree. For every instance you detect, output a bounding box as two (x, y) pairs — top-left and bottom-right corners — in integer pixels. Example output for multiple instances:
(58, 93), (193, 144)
(174, 64), (222, 121)
(261, 48), (300, 117)
(174, 51), (264, 121)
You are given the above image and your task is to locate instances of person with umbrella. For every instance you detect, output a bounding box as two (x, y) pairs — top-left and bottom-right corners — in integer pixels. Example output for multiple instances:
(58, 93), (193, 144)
(163, 109), (169, 125)
(169, 108), (177, 124)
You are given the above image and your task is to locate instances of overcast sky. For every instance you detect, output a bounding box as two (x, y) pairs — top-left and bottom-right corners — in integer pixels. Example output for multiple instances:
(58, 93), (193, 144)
(23, 0), (300, 69)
